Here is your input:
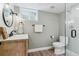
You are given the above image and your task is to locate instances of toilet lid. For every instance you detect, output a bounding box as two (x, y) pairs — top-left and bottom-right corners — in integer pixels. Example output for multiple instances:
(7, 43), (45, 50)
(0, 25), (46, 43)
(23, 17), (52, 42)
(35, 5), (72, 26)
(53, 42), (65, 47)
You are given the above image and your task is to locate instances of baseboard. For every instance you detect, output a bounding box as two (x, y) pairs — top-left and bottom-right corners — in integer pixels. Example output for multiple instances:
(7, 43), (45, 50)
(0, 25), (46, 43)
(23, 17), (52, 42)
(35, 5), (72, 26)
(66, 49), (79, 56)
(28, 46), (53, 53)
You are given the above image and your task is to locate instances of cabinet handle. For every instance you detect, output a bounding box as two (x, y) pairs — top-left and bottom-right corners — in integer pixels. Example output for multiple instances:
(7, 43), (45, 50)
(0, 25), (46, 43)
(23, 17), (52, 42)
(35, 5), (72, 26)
(0, 42), (2, 45)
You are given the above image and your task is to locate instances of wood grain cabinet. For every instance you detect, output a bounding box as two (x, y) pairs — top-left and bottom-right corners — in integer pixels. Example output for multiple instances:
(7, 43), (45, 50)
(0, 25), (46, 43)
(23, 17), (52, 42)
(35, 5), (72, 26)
(0, 40), (28, 56)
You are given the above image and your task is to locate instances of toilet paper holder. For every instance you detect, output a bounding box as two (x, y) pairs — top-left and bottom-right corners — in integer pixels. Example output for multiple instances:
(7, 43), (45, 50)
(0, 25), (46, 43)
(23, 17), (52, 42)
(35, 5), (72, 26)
(50, 36), (54, 39)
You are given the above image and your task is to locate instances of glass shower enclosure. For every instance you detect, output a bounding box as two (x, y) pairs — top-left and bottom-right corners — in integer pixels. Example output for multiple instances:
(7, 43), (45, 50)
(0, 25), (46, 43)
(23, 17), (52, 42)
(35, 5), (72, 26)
(66, 3), (79, 56)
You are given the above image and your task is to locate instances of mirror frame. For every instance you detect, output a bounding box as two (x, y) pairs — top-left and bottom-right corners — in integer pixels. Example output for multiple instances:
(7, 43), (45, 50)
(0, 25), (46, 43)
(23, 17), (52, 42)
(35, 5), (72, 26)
(2, 7), (13, 27)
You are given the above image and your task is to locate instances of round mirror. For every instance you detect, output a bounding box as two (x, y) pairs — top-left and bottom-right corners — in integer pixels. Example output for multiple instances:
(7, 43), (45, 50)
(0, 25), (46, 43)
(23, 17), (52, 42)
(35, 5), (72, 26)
(2, 4), (13, 27)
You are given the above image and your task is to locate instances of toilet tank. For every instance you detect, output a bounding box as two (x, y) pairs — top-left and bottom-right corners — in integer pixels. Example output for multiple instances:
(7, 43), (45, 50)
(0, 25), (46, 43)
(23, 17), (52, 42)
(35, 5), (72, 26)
(59, 36), (68, 45)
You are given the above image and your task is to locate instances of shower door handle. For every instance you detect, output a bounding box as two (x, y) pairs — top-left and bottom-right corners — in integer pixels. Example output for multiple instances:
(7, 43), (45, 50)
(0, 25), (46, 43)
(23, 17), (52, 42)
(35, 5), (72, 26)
(71, 29), (76, 38)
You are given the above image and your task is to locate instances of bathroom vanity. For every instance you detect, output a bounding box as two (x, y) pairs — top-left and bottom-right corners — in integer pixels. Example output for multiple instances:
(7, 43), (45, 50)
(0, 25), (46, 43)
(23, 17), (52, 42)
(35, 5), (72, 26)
(0, 4), (29, 56)
(0, 34), (29, 56)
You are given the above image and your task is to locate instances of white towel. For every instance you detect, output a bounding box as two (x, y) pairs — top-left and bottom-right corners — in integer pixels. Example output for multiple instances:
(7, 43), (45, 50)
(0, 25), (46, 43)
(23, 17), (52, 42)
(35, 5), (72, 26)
(35, 25), (43, 32)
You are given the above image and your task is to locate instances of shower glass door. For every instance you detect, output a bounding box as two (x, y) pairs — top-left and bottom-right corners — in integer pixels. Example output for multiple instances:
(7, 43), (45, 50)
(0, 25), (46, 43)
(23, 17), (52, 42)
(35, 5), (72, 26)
(66, 3), (79, 56)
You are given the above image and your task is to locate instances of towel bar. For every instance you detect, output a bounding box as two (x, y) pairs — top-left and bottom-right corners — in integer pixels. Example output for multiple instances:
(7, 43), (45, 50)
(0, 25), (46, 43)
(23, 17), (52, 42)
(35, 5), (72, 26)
(32, 24), (45, 27)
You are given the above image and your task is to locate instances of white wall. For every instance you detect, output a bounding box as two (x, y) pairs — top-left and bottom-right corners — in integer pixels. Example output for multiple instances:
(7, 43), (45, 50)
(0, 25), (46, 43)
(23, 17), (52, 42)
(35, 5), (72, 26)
(59, 12), (65, 36)
(0, 4), (6, 27)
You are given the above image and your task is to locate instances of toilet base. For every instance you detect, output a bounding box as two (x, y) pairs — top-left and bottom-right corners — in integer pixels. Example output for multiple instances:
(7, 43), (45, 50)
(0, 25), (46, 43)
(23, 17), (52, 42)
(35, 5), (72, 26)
(54, 47), (65, 55)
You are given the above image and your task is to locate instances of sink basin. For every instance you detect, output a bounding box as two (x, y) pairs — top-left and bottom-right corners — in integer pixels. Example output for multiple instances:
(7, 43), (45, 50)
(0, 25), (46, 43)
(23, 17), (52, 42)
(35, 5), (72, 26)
(8, 34), (29, 40)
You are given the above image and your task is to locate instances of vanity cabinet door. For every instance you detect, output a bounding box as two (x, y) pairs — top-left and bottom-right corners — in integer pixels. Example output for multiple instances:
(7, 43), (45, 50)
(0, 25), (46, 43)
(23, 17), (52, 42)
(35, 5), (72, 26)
(0, 43), (4, 56)
(16, 40), (26, 56)
(0, 40), (28, 56)
(0, 41), (18, 56)
(26, 40), (29, 56)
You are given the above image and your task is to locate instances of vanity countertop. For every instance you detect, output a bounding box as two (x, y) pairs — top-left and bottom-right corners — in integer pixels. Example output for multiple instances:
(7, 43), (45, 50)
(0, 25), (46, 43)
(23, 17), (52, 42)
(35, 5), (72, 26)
(0, 34), (29, 42)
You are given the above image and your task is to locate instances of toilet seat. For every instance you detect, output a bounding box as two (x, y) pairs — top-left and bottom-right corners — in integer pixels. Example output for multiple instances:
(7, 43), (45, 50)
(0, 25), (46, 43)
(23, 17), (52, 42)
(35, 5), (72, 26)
(53, 42), (65, 47)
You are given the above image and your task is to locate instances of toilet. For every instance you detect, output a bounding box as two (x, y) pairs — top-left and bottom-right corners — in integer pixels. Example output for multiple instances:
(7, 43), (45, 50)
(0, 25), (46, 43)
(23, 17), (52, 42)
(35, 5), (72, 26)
(53, 36), (68, 55)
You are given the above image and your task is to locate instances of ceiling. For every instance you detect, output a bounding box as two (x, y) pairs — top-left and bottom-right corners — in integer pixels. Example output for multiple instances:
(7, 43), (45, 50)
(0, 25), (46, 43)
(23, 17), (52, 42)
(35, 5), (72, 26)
(12, 3), (65, 14)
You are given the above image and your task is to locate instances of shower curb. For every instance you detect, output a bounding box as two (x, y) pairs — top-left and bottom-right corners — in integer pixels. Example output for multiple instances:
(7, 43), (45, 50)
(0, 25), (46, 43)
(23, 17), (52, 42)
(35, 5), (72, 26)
(66, 49), (79, 56)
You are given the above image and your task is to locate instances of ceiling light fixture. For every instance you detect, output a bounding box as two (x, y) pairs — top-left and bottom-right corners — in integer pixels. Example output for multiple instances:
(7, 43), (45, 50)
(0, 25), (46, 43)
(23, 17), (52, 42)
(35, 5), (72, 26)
(50, 6), (55, 9)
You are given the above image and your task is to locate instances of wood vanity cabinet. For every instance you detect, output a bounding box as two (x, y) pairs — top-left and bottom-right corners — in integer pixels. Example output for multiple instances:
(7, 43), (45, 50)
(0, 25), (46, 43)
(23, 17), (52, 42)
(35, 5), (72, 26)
(0, 40), (28, 56)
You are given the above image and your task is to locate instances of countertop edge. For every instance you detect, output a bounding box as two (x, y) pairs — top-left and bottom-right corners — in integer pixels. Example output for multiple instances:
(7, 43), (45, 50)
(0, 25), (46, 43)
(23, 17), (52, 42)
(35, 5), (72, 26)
(0, 39), (29, 42)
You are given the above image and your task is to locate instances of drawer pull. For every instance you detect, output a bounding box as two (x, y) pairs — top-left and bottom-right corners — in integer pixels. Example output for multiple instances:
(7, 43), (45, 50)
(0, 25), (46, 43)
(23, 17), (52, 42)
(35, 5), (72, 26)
(0, 42), (2, 45)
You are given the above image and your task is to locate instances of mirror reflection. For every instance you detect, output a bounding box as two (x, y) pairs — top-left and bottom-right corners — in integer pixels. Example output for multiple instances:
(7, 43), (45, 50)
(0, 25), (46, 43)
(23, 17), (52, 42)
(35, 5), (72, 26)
(3, 4), (13, 27)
